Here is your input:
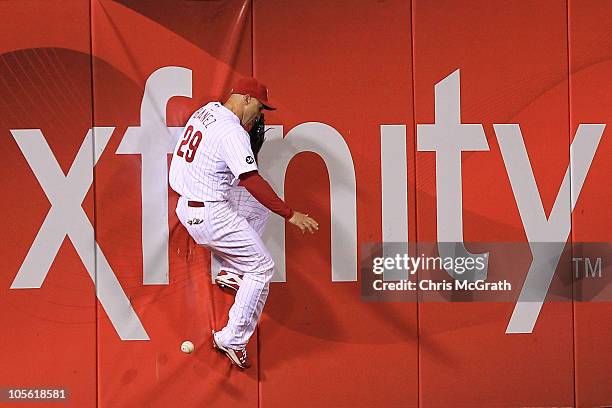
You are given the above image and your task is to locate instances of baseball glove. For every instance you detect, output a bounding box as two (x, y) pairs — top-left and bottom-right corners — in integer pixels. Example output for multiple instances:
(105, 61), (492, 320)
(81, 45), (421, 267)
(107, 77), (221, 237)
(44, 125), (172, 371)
(248, 113), (266, 162)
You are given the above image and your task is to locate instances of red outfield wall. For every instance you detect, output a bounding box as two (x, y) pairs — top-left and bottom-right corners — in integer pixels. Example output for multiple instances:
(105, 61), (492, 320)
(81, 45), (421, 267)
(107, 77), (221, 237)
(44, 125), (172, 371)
(0, 1), (611, 407)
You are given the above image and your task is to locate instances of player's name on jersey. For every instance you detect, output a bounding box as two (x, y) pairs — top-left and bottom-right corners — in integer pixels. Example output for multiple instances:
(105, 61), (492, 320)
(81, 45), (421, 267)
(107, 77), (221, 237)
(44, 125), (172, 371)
(193, 107), (217, 128)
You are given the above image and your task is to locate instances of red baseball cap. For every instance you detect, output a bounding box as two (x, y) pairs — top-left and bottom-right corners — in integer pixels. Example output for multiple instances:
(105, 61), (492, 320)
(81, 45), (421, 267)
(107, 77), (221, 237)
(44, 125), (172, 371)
(230, 77), (276, 110)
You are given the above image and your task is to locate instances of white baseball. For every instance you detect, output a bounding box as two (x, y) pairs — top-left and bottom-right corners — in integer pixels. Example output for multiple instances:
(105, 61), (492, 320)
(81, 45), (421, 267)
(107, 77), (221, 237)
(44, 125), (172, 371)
(181, 340), (195, 354)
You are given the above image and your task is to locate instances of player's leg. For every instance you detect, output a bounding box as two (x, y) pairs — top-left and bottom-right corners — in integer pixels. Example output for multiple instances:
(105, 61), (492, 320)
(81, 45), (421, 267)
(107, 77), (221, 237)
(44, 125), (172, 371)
(216, 266), (274, 349)
(212, 265), (273, 369)
(228, 184), (271, 236)
(204, 201), (275, 353)
(214, 185), (271, 291)
(176, 196), (248, 296)
(177, 196), (271, 368)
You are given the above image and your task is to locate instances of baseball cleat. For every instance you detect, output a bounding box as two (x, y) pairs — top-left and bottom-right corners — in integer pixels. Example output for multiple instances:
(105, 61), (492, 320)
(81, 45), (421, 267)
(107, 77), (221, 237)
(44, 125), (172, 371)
(214, 270), (243, 293)
(212, 330), (251, 369)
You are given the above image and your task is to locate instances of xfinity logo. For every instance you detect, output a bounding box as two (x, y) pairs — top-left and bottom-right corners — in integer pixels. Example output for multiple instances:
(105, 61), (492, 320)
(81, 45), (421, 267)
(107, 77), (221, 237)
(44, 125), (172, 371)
(10, 67), (603, 340)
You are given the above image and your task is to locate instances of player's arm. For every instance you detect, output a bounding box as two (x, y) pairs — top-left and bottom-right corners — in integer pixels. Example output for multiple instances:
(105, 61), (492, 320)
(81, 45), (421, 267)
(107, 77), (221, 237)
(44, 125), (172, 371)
(220, 127), (318, 234)
(239, 171), (319, 234)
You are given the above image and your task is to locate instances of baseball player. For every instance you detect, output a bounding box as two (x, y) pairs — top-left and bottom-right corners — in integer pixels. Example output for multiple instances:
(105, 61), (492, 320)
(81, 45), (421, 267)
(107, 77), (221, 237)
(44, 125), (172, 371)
(169, 77), (318, 369)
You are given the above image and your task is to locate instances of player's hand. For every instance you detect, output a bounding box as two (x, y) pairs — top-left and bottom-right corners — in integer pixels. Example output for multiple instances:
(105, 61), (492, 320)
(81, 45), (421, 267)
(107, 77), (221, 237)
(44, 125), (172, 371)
(288, 211), (319, 234)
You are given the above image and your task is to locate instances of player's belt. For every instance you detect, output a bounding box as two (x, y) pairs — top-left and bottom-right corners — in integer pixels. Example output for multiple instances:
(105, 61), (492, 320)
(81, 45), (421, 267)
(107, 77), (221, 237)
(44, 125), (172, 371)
(187, 201), (205, 208)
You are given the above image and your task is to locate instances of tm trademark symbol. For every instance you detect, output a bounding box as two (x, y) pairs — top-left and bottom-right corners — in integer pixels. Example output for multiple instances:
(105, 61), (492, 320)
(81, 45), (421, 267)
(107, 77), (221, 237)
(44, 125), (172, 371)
(573, 257), (603, 279)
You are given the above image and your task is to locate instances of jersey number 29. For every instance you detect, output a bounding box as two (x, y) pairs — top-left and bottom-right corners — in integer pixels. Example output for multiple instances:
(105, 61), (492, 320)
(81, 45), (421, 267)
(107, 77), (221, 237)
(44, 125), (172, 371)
(176, 125), (202, 163)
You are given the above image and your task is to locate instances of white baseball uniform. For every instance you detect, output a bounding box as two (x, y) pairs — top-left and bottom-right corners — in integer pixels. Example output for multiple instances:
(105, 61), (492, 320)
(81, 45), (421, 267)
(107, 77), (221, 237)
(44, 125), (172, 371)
(169, 101), (273, 350)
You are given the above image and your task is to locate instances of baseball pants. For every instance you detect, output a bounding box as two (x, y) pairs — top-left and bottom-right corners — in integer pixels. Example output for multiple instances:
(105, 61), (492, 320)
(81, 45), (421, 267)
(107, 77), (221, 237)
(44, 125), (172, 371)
(176, 186), (273, 350)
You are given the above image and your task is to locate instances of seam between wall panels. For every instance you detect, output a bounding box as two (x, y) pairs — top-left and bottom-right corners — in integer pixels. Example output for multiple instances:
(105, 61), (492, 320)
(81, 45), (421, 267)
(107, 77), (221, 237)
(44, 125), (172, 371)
(251, 1), (262, 408)
(88, 1), (99, 407)
(409, 1), (420, 407)
(566, 1), (577, 407)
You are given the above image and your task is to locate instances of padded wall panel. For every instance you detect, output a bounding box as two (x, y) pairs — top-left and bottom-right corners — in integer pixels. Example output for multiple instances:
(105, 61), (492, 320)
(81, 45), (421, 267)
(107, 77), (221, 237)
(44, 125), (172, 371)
(254, 1), (418, 407)
(569, 1), (612, 407)
(0, 1), (96, 406)
(413, 1), (574, 406)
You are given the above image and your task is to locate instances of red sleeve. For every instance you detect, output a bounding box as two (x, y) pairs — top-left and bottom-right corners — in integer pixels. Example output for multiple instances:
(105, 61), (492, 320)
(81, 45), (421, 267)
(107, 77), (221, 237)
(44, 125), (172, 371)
(239, 171), (294, 219)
